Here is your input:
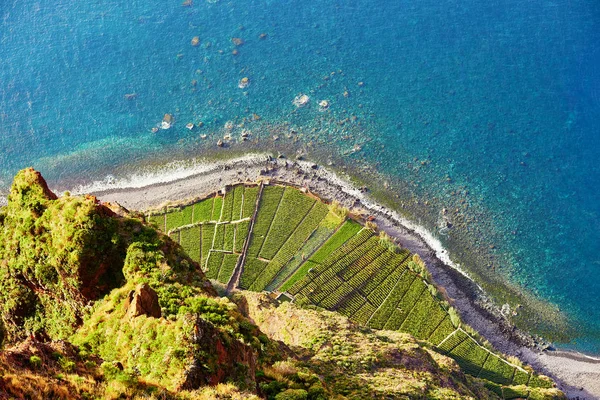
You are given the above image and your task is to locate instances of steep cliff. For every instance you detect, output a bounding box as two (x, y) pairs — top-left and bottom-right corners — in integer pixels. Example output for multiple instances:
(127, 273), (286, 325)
(0, 169), (565, 399)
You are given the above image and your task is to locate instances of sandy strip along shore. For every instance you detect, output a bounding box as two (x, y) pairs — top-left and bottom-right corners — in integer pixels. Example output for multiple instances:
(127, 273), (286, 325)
(91, 154), (600, 399)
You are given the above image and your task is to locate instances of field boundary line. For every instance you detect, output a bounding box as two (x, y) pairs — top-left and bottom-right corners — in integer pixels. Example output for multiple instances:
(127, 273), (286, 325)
(228, 182), (264, 292)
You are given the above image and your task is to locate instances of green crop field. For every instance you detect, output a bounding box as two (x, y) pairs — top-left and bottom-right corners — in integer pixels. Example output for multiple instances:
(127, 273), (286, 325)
(144, 182), (550, 390)
(512, 369), (530, 386)
(308, 220), (362, 264)
(247, 186), (284, 258)
(211, 196), (223, 221)
(223, 224), (235, 252)
(201, 224), (215, 266)
(220, 189), (235, 222)
(367, 271), (415, 329)
(168, 230), (180, 244)
(242, 186), (259, 218)
(277, 210), (344, 289)
(239, 257), (269, 289)
(479, 354), (516, 385)
(193, 198), (214, 223)
(213, 224), (226, 250)
(179, 225), (201, 263)
(448, 336), (490, 376)
(218, 253), (239, 284)
(253, 202), (329, 292)
(258, 187), (316, 260)
(232, 185), (244, 220)
(234, 221), (250, 253)
(428, 316), (456, 346)
(205, 251), (224, 280)
(148, 213), (165, 231)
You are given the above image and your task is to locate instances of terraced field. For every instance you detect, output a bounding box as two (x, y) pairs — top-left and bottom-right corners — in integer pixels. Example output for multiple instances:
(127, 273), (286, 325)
(148, 185), (258, 285)
(146, 182), (555, 393)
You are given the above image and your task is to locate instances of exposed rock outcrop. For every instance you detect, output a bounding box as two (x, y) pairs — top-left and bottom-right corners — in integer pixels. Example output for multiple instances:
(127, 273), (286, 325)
(125, 283), (161, 319)
(180, 317), (257, 391)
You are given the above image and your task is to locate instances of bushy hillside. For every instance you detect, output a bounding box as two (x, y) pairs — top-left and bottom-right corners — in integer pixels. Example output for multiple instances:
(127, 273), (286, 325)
(0, 169), (565, 399)
(240, 291), (565, 400)
(0, 168), (214, 344)
(149, 181), (562, 397)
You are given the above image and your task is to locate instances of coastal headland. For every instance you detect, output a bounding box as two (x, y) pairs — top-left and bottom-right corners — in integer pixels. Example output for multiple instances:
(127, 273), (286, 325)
(91, 153), (600, 399)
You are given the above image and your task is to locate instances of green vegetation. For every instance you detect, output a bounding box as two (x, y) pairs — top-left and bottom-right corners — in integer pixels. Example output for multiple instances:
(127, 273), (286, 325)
(193, 197), (214, 223)
(250, 202), (329, 292)
(211, 196), (223, 221)
(242, 186), (259, 219)
(307, 220), (362, 264)
(258, 187), (316, 260)
(206, 251), (225, 280)
(218, 253), (239, 284)
(232, 184), (244, 220)
(234, 221), (251, 253)
(239, 257), (269, 289)
(200, 223), (215, 264)
(242, 292), (565, 400)
(180, 225), (201, 263)
(221, 188), (235, 222)
(0, 173), (563, 399)
(0, 168), (129, 342)
(247, 185), (285, 258)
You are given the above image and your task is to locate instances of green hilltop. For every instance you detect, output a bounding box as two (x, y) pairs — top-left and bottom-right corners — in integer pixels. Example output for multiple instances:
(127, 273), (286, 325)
(0, 169), (564, 399)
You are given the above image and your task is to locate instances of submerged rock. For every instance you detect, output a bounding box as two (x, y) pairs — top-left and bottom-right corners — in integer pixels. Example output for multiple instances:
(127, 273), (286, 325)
(318, 99), (329, 111)
(238, 77), (250, 89)
(293, 94), (310, 107)
(161, 114), (173, 129)
(191, 36), (200, 46)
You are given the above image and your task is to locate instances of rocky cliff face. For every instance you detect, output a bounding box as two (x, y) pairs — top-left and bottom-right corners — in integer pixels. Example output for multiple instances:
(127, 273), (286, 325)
(181, 317), (258, 391)
(0, 169), (565, 400)
(0, 168), (212, 344)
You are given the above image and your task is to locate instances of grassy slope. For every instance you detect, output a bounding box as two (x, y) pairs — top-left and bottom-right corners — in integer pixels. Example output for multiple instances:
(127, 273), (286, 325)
(144, 182), (563, 397)
(240, 291), (565, 400)
(0, 172), (565, 399)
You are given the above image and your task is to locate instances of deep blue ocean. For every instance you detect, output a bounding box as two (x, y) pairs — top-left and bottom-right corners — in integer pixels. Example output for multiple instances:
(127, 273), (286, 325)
(1, 0), (599, 353)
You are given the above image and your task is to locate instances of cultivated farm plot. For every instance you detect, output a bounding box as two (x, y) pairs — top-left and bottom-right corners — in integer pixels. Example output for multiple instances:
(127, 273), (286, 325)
(448, 336), (490, 376)
(479, 353), (516, 385)
(246, 186), (285, 258)
(239, 257), (269, 289)
(257, 187), (316, 260)
(145, 182), (546, 389)
(276, 210), (344, 289)
(193, 198), (214, 223)
(179, 225), (201, 263)
(252, 202), (329, 292)
(145, 185), (257, 286)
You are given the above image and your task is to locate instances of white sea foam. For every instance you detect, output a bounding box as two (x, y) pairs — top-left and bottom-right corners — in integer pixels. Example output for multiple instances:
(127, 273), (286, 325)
(293, 159), (480, 288)
(50, 152), (475, 289)
(66, 153), (270, 196)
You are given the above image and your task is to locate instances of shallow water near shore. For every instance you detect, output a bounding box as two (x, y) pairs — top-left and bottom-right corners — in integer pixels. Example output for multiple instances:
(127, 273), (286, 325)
(1, 0), (599, 353)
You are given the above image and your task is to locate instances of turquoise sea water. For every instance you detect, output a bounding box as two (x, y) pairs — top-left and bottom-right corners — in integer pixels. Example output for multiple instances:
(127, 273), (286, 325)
(1, 0), (599, 352)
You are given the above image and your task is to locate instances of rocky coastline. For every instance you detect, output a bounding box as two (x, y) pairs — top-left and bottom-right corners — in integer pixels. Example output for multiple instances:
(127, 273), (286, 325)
(89, 153), (600, 399)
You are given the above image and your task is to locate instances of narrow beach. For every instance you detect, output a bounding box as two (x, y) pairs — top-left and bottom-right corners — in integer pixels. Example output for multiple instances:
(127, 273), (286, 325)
(90, 154), (600, 399)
